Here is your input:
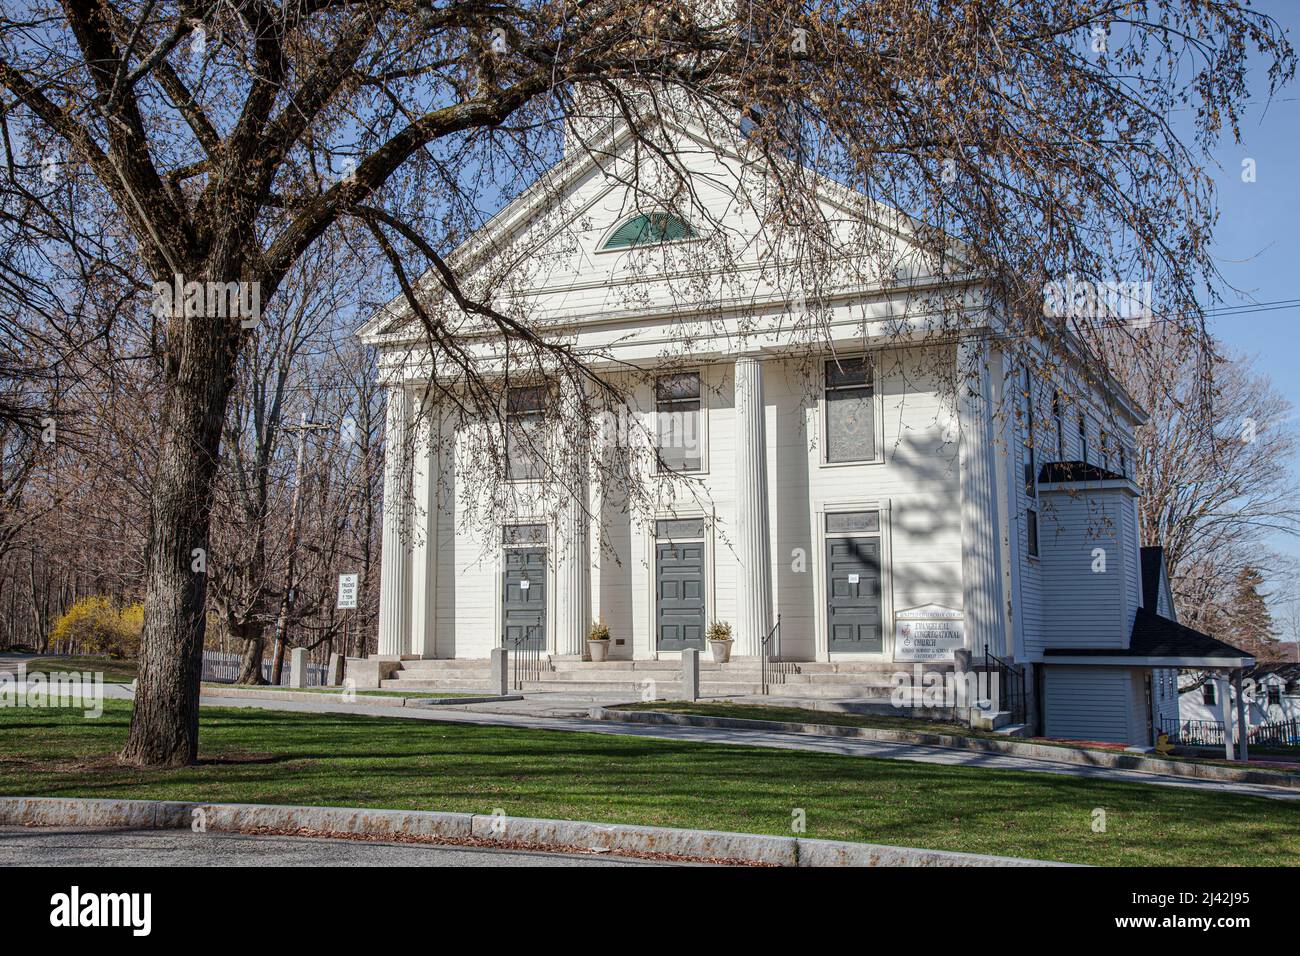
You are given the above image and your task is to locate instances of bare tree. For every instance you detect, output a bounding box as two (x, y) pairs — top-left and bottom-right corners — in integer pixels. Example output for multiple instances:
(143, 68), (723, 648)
(1106, 329), (1300, 636)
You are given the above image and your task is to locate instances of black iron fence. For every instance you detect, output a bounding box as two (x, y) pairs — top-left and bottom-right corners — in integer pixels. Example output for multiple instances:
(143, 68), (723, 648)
(1161, 716), (1299, 749)
(510, 635), (541, 690)
(1160, 718), (1225, 747)
(1250, 717), (1299, 748)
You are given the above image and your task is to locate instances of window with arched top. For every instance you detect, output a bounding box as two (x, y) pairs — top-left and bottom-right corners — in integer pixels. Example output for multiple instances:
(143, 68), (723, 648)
(601, 212), (697, 250)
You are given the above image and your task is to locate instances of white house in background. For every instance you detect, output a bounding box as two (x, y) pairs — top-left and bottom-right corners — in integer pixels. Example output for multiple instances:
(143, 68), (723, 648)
(358, 108), (1255, 747)
(1178, 663), (1300, 732)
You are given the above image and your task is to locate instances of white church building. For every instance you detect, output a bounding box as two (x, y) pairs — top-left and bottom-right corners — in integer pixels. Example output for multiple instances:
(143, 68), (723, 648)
(358, 108), (1254, 747)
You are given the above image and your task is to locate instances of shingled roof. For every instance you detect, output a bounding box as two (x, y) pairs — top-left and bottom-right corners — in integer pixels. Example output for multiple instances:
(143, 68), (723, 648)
(1139, 546), (1165, 611)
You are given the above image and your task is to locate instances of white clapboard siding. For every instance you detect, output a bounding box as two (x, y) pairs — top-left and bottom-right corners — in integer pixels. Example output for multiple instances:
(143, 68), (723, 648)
(1043, 666), (1138, 743)
(1035, 490), (1132, 648)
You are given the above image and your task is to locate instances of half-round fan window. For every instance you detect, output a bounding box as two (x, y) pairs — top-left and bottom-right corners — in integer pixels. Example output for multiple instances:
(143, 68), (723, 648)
(601, 213), (697, 250)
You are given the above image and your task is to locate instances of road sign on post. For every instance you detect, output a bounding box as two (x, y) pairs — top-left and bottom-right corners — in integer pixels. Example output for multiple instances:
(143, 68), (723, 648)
(337, 573), (359, 610)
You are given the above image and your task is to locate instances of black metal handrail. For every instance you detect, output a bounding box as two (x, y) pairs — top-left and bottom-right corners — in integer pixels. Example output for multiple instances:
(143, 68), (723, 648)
(510, 634), (541, 690)
(760, 614), (795, 695)
(983, 643), (1026, 724)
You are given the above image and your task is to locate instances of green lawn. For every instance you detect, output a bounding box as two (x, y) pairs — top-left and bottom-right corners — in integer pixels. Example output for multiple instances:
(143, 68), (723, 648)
(1, 701), (1296, 866)
(24, 656), (137, 683)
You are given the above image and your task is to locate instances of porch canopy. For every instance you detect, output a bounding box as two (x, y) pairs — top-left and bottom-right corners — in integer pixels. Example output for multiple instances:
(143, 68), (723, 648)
(1045, 612), (1255, 759)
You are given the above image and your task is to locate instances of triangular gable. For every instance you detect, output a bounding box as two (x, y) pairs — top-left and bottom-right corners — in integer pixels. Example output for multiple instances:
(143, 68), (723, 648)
(358, 113), (965, 344)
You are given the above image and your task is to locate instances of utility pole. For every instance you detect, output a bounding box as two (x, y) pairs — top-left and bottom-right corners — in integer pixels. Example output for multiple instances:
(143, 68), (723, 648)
(270, 412), (331, 685)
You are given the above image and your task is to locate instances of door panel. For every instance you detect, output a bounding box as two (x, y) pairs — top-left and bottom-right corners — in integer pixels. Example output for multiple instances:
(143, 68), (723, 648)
(657, 541), (705, 651)
(825, 537), (882, 652)
(503, 548), (546, 651)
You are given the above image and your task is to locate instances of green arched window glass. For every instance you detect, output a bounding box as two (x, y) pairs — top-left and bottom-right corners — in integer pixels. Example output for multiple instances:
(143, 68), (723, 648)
(601, 213), (697, 250)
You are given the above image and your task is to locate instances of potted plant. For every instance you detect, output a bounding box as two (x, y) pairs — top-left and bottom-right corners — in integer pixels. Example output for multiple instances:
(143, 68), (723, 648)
(587, 619), (612, 662)
(707, 620), (734, 663)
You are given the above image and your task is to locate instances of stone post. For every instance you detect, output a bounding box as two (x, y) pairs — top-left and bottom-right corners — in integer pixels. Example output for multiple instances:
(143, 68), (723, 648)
(491, 647), (509, 697)
(326, 653), (344, 687)
(681, 648), (700, 701)
(289, 647), (309, 689)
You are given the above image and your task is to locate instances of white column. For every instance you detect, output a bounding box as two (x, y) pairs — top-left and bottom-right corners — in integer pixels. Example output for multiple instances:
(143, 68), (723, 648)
(1215, 674), (1234, 760)
(957, 337), (1008, 658)
(1232, 670), (1249, 761)
(554, 379), (591, 658)
(377, 386), (411, 657)
(734, 354), (772, 657)
(407, 392), (439, 658)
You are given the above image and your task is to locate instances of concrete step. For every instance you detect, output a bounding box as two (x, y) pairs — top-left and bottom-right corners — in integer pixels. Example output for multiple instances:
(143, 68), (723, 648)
(764, 683), (906, 699)
(379, 678), (496, 690)
(753, 697), (954, 718)
(518, 679), (910, 699)
(534, 670), (899, 692)
(519, 679), (763, 696)
(550, 660), (680, 672)
(534, 670), (677, 682)
(397, 659), (493, 672)
(392, 672), (493, 682)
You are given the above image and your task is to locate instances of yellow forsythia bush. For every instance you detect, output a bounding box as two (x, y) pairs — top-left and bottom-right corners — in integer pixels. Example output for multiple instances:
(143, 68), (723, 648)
(49, 597), (144, 659)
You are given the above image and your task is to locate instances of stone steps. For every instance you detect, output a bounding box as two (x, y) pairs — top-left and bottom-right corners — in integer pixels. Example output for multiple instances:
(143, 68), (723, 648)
(517, 678), (907, 700)
(379, 677), (495, 691)
(395, 659), (495, 671)
(531, 670), (899, 691)
(376, 656), (955, 702)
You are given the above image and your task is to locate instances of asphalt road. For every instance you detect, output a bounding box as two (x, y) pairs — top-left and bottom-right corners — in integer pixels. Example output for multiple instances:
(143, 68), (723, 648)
(0, 826), (672, 867)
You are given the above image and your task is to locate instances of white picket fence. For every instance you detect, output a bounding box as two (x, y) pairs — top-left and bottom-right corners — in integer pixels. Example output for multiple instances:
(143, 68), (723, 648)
(201, 649), (326, 686)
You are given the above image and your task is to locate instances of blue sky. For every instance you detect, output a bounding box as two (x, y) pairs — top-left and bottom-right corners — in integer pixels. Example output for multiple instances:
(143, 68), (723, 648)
(1185, 1), (1300, 570)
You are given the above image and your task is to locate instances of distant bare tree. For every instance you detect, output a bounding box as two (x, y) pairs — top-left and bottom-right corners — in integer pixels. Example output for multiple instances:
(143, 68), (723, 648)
(1107, 329), (1300, 636)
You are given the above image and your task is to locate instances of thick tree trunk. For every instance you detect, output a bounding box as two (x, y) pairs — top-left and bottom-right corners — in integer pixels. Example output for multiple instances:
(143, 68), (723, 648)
(236, 625), (268, 685)
(270, 636), (287, 686)
(120, 274), (242, 768)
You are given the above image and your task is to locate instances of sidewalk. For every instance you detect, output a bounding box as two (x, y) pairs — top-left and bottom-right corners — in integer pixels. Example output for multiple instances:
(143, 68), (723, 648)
(193, 689), (1300, 802)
